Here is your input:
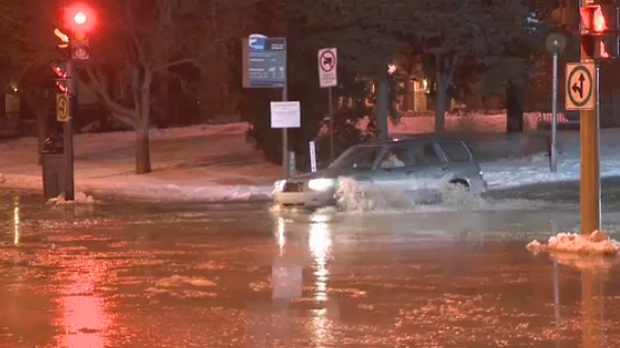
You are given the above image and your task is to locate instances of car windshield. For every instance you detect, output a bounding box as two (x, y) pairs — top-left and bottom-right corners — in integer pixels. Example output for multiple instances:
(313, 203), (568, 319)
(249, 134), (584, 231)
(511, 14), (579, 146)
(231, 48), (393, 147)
(329, 145), (384, 170)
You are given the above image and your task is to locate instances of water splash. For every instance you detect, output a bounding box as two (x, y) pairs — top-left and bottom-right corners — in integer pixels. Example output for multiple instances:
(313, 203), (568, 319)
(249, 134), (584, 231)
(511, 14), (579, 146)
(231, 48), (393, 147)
(334, 178), (555, 214)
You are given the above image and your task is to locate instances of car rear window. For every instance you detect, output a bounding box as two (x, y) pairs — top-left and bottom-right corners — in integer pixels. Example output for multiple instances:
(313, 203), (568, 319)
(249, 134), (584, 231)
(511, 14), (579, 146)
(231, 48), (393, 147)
(440, 141), (471, 162)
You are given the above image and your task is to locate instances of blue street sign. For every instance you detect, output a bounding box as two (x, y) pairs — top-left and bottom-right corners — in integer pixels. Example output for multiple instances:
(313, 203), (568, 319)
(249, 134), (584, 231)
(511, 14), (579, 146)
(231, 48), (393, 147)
(242, 36), (287, 88)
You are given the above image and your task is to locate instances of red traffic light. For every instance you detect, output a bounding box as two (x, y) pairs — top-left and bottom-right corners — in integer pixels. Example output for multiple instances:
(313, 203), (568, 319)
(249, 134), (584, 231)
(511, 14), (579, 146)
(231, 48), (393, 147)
(63, 3), (97, 32)
(580, 5), (618, 34)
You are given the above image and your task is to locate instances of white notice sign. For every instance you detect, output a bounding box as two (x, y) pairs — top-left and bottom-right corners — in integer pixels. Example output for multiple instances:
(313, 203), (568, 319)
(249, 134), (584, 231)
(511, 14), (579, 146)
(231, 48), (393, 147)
(270, 101), (301, 128)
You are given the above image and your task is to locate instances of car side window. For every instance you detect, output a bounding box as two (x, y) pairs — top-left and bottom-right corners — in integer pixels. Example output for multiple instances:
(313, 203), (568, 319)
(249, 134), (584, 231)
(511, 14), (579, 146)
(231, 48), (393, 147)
(440, 141), (471, 162)
(406, 143), (443, 165)
(379, 146), (408, 169)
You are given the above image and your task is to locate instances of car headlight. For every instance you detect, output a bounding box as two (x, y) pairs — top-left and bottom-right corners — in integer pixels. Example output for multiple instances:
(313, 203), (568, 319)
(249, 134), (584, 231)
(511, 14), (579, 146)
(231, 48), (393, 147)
(274, 180), (286, 192)
(308, 178), (336, 191)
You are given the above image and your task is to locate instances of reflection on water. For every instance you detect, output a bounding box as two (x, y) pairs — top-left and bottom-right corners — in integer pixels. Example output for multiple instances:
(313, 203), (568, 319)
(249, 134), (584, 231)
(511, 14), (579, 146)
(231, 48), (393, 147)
(581, 270), (605, 348)
(13, 197), (20, 245)
(276, 216), (286, 252)
(6, 198), (620, 347)
(309, 213), (334, 348)
(309, 216), (332, 303)
(56, 258), (111, 348)
(272, 217), (302, 300)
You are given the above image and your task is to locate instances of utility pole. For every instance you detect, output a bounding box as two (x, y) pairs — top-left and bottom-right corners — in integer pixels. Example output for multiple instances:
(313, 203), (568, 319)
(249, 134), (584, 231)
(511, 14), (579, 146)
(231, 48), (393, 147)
(63, 60), (76, 201)
(573, 0), (619, 234)
(56, 2), (94, 201)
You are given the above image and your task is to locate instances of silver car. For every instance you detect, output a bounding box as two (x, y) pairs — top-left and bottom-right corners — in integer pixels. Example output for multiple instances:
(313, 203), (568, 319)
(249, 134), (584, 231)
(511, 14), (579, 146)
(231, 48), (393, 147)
(273, 137), (488, 208)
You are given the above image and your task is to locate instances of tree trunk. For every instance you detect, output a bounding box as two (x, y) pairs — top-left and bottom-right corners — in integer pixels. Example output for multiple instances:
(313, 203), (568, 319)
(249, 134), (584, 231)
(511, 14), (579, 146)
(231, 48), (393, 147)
(402, 74), (411, 111)
(435, 78), (448, 133)
(135, 124), (151, 174)
(505, 78), (525, 133)
(376, 75), (389, 140)
(135, 72), (153, 174)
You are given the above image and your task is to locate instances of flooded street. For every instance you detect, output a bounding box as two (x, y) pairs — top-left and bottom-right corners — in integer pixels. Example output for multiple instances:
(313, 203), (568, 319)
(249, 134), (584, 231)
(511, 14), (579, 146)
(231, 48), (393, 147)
(1, 191), (620, 347)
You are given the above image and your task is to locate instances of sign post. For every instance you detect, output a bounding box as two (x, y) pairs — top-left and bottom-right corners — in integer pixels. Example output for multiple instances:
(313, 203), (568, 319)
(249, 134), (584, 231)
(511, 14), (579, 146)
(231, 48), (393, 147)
(55, 61), (76, 201)
(318, 48), (338, 162)
(242, 34), (291, 177)
(565, 60), (599, 235)
(308, 141), (317, 172)
(545, 33), (567, 173)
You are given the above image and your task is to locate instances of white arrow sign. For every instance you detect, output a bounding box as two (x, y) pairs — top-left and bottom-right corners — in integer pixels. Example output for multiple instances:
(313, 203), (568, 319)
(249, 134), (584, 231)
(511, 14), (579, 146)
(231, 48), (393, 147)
(318, 48), (337, 88)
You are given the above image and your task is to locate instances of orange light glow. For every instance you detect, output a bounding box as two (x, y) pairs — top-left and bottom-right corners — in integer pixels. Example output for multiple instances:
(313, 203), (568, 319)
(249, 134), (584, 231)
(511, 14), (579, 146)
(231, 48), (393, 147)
(600, 41), (610, 58)
(57, 259), (110, 348)
(593, 7), (608, 33)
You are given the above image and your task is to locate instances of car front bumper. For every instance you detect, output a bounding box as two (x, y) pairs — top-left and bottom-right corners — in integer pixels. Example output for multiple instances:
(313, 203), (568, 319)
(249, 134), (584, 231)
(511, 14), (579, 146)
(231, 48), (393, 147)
(273, 189), (337, 208)
(469, 177), (488, 195)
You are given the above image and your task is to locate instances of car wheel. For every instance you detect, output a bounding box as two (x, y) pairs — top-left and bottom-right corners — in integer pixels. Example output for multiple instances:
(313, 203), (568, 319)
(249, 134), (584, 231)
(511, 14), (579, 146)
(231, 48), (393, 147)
(448, 179), (470, 192)
(443, 179), (471, 203)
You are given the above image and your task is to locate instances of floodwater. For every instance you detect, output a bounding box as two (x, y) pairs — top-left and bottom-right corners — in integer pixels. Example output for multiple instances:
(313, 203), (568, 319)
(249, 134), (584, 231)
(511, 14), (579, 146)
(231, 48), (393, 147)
(1, 191), (620, 347)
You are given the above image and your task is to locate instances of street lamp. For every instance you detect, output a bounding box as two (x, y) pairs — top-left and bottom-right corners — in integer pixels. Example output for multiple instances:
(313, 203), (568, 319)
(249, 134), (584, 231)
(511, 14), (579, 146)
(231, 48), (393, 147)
(545, 33), (567, 174)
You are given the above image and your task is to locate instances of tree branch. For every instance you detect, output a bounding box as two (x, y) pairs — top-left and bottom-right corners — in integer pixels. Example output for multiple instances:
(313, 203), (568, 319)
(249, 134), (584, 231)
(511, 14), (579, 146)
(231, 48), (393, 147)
(125, 1), (147, 66)
(152, 58), (196, 72)
(85, 67), (136, 128)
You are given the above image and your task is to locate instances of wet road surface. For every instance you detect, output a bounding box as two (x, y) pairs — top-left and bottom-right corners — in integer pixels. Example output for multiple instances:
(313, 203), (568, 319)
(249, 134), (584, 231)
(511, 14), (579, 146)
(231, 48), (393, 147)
(1, 191), (620, 347)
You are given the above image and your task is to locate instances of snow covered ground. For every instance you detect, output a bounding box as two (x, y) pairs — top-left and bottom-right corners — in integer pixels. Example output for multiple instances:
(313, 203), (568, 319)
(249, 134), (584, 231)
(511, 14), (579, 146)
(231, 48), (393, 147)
(0, 112), (619, 202)
(0, 123), (280, 202)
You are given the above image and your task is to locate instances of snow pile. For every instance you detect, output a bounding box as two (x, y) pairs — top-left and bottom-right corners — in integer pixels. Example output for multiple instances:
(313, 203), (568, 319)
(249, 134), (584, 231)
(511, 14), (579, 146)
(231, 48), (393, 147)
(46, 191), (96, 205)
(526, 230), (620, 256)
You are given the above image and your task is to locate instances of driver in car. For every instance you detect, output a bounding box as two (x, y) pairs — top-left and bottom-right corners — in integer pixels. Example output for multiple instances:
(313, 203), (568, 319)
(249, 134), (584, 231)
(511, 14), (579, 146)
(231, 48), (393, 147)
(381, 150), (405, 169)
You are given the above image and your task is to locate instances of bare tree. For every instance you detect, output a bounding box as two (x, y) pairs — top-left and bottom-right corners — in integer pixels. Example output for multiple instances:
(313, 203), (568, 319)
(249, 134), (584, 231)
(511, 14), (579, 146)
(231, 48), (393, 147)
(0, 0), (60, 162)
(84, 0), (249, 174)
(405, 0), (531, 132)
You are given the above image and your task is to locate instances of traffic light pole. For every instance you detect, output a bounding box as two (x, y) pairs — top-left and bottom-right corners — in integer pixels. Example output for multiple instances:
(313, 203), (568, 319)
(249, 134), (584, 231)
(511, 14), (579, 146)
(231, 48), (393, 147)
(64, 60), (76, 201)
(580, 0), (602, 235)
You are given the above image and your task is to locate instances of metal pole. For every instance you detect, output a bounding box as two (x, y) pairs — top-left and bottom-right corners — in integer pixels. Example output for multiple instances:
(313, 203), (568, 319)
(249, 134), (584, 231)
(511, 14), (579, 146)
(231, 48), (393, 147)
(328, 87), (334, 162)
(64, 60), (75, 201)
(282, 86), (289, 178)
(551, 51), (559, 173)
(579, 62), (601, 235)
(579, 0), (601, 235)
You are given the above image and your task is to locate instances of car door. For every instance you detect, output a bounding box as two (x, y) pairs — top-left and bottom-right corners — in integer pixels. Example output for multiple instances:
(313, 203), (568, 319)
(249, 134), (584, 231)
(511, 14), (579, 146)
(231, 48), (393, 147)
(404, 141), (448, 199)
(437, 140), (479, 177)
(370, 145), (411, 194)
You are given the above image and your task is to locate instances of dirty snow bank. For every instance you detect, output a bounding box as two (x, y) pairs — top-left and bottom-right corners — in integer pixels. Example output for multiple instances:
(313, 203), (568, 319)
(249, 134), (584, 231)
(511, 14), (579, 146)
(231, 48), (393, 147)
(46, 191), (96, 205)
(526, 230), (620, 256)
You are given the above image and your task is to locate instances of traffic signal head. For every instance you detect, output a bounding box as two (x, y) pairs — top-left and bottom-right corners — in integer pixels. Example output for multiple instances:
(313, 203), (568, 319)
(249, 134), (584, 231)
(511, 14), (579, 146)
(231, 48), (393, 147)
(582, 35), (620, 59)
(54, 28), (71, 58)
(580, 4), (619, 35)
(51, 60), (69, 93)
(63, 3), (97, 33)
(70, 31), (90, 60)
(63, 3), (96, 60)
